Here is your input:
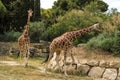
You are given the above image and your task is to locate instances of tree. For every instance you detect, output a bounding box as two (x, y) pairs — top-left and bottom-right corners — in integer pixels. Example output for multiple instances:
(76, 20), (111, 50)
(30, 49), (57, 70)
(48, 0), (108, 25)
(0, 0), (41, 33)
(52, 0), (108, 17)
(0, 0), (7, 17)
(33, 0), (41, 21)
(84, 1), (108, 14)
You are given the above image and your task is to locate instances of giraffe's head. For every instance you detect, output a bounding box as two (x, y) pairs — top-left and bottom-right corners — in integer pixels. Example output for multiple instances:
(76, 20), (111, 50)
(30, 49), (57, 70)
(28, 9), (33, 17)
(93, 23), (101, 31)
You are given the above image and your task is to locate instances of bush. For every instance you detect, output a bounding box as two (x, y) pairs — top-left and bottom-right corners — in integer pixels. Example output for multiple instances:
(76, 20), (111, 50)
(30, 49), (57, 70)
(86, 30), (120, 54)
(0, 30), (21, 42)
(30, 21), (46, 42)
(42, 9), (103, 42)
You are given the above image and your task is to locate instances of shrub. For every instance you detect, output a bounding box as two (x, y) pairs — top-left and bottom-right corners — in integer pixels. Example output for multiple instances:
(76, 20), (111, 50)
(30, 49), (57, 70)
(86, 30), (120, 54)
(0, 30), (21, 42)
(30, 21), (46, 42)
(42, 9), (103, 42)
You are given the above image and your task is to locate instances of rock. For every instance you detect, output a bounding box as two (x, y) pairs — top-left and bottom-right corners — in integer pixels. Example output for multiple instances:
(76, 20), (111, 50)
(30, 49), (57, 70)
(78, 59), (87, 64)
(88, 67), (105, 78)
(103, 68), (117, 80)
(9, 47), (20, 57)
(66, 65), (76, 75)
(99, 60), (110, 67)
(87, 60), (99, 66)
(48, 60), (57, 69)
(77, 64), (90, 75)
(66, 57), (72, 65)
(33, 43), (44, 49)
(42, 48), (49, 53)
(116, 68), (120, 80)
(110, 61), (120, 68)
(94, 78), (108, 80)
(66, 57), (78, 65)
(29, 47), (36, 57)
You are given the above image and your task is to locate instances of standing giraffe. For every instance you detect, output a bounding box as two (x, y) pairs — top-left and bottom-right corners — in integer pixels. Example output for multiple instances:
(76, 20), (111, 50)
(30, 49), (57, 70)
(18, 9), (33, 67)
(44, 23), (100, 76)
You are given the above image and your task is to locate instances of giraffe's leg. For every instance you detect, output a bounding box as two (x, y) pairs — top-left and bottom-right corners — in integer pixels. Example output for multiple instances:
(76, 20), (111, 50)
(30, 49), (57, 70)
(70, 50), (75, 64)
(45, 52), (54, 70)
(26, 40), (31, 66)
(23, 52), (26, 67)
(25, 48), (30, 67)
(25, 43), (30, 67)
(19, 50), (22, 64)
(19, 47), (23, 64)
(54, 51), (61, 70)
(70, 49), (77, 69)
(63, 51), (68, 76)
(23, 49), (28, 67)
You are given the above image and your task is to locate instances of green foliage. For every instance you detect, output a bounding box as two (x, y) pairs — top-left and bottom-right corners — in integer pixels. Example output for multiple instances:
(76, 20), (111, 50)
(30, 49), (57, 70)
(0, 31), (21, 42)
(30, 21), (45, 42)
(41, 8), (52, 20)
(52, 0), (108, 17)
(84, 1), (108, 13)
(0, 0), (41, 33)
(86, 30), (120, 54)
(0, 0), (7, 17)
(42, 9), (103, 42)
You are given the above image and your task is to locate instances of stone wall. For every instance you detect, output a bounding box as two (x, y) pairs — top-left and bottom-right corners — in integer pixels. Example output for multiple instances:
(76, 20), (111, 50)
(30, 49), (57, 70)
(48, 57), (120, 80)
(9, 40), (50, 57)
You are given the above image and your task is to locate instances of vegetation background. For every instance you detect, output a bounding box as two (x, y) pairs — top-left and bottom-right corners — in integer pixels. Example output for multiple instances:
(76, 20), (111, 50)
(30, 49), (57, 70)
(0, 0), (120, 54)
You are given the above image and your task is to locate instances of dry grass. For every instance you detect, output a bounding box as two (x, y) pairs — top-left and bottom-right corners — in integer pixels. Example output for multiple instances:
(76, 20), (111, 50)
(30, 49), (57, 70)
(0, 56), (93, 80)
(73, 47), (120, 61)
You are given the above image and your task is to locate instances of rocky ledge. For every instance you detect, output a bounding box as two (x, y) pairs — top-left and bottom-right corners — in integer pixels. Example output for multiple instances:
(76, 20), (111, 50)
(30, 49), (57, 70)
(48, 58), (120, 80)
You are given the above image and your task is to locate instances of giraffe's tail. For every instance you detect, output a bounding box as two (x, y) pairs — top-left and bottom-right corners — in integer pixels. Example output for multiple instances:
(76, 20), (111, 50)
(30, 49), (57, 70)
(41, 52), (54, 64)
(42, 53), (49, 63)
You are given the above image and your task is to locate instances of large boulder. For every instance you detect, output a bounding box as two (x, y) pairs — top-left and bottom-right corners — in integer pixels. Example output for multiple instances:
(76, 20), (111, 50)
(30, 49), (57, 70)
(9, 47), (20, 57)
(99, 60), (110, 67)
(87, 60), (99, 66)
(88, 67), (105, 78)
(110, 61), (120, 68)
(103, 68), (117, 80)
(116, 68), (120, 80)
(77, 64), (90, 75)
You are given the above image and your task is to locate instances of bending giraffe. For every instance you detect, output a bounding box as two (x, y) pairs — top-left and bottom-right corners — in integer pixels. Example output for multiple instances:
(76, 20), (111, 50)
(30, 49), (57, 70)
(18, 9), (33, 67)
(44, 23), (101, 76)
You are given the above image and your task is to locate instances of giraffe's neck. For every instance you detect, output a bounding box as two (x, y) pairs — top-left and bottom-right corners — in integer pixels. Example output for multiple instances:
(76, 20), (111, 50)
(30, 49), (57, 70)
(22, 26), (29, 37)
(27, 16), (31, 25)
(23, 15), (31, 37)
(63, 26), (94, 42)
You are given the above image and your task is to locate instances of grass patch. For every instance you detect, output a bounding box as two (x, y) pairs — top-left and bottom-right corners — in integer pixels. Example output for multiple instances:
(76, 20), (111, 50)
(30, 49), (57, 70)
(0, 56), (93, 80)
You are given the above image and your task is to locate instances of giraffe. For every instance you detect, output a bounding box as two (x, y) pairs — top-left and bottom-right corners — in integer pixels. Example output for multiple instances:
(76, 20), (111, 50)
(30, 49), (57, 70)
(44, 23), (100, 76)
(18, 9), (33, 67)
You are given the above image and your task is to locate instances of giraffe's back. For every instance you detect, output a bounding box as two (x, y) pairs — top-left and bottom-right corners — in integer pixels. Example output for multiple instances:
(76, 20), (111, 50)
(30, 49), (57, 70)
(50, 36), (73, 52)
